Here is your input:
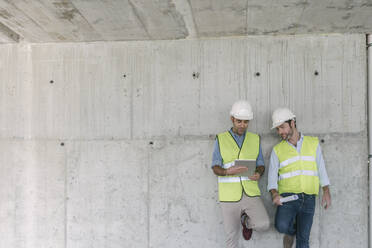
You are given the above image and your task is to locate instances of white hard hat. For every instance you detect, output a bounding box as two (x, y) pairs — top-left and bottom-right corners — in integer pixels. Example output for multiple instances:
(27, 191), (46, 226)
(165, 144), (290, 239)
(230, 100), (253, 120)
(271, 108), (296, 129)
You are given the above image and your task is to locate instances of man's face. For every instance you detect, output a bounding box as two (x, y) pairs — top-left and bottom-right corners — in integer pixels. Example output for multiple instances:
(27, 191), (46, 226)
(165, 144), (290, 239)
(231, 117), (249, 135)
(276, 121), (294, 140)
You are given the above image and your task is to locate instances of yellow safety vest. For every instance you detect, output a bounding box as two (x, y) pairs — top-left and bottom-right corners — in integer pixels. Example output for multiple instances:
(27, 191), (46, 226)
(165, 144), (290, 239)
(217, 131), (261, 202)
(274, 136), (320, 195)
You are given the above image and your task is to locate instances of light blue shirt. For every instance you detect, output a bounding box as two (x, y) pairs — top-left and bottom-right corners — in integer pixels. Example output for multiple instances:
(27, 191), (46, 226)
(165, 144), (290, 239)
(267, 134), (330, 191)
(211, 129), (264, 168)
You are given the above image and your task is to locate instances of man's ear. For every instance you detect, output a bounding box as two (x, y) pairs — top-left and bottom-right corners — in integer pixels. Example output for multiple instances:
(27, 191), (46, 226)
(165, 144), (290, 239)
(230, 116), (234, 123)
(290, 120), (295, 128)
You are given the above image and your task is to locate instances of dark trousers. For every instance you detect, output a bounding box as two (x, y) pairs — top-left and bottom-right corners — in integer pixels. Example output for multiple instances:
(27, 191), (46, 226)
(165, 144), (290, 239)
(275, 193), (316, 248)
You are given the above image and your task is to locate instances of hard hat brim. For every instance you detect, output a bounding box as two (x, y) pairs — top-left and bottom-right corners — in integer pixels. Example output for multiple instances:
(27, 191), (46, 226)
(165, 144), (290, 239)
(232, 114), (253, 120)
(271, 118), (295, 129)
(271, 121), (284, 129)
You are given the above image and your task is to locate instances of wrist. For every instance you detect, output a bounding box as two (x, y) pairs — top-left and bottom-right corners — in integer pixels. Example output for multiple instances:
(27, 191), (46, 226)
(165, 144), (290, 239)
(255, 166), (264, 176)
(271, 192), (279, 199)
(322, 185), (330, 193)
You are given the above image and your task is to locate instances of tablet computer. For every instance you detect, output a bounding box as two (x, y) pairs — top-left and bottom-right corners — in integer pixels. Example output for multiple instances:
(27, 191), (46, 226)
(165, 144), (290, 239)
(234, 159), (257, 177)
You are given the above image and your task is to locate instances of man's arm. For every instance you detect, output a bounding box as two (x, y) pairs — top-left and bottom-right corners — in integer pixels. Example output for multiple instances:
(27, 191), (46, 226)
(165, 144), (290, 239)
(212, 165), (227, 176)
(211, 139), (222, 169)
(316, 144), (331, 210)
(268, 149), (282, 205)
(321, 185), (331, 209)
(249, 142), (265, 180)
(212, 165), (248, 176)
(248, 142), (265, 181)
(316, 144), (331, 187)
(247, 165), (264, 181)
(211, 139), (248, 176)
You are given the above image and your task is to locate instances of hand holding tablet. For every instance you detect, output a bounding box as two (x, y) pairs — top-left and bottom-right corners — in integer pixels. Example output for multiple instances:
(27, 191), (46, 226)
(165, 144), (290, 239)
(234, 159), (256, 177)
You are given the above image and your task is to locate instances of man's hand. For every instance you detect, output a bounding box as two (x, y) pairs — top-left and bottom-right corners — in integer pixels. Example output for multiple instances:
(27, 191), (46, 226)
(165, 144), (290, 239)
(248, 172), (261, 181)
(321, 186), (331, 210)
(270, 189), (283, 206)
(272, 195), (283, 206)
(226, 165), (248, 175)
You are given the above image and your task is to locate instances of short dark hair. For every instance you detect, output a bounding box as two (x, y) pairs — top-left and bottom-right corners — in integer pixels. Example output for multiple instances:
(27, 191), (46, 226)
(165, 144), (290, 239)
(285, 119), (296, 128)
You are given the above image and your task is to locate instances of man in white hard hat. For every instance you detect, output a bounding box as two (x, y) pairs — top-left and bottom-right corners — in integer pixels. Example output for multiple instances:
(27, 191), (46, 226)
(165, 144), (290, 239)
(211, 100), (270, 248)
(267, 108), (331, 248)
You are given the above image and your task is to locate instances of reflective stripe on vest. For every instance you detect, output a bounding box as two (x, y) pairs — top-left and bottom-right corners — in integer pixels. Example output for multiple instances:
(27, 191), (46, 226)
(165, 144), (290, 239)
(279, 156), (315, 168)
(279, 170), (318, 180)
(217, 131), (261, 201)
(274, 136), (320, 195)
(218, 176), (251, 183)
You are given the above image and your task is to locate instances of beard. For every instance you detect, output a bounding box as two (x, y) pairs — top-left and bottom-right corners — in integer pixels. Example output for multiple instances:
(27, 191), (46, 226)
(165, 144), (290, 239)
(281, 128), (293, 141)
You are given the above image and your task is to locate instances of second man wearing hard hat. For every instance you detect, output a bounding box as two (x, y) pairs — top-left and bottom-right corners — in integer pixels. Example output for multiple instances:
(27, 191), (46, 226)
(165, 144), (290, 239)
(268, 108), (331, 248)
(211, 100), (270, 248)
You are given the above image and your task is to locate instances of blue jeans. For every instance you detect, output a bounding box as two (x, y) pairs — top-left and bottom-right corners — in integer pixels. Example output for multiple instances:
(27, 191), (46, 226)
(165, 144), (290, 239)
(275, 193), (316, 248)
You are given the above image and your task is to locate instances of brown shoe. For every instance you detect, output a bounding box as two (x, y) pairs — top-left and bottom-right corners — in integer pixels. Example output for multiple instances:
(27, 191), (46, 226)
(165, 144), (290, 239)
(241, 213), (252, 240)
(283, 234), (294, 248)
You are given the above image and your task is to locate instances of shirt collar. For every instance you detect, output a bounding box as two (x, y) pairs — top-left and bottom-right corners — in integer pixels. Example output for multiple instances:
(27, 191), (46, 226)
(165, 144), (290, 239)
(286, 132), (303, 147)
(299, 133), (304, 141)
(229, 128), (246, 138)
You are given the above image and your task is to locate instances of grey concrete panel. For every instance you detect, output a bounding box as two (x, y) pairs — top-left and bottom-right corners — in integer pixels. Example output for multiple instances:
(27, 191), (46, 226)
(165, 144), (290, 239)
(0, 1), (55, 42)
(130, 40), (204, 138)
(125, 0), (188, 40)
(29, 34), (366, 138)
(31, 43), (131, 139)
(296, 0), (372, 34)
(66, 140), (149, 248)
(173, 0), (197, 38)
(199, 35), (365, 135)
(0, 21), (20, 43)
(0, 0), (102, 42)
(1, 0), (372, 42)
(0, 141), (66, 248)
(70, 0), (149, 41)
(126, 35), (364, 138)
(190, 0), (248, 37)
(246, 0), (305, 35)
(28, 141), (66, 248)
(0, 44), (31, 139)
(318, 133), (368, 247)
(345, 6), (372, 32)
(9, 0), (102, 42)
(198, 38), (248, 135)
(149, 139), (225, 247)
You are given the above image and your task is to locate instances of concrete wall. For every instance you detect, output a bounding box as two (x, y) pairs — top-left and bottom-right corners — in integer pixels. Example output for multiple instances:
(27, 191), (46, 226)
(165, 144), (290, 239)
(0, 34), (367, 247)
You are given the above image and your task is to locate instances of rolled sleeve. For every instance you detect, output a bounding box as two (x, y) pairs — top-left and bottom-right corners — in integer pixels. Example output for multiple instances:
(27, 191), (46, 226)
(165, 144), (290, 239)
(211, 139), (222, 168)
(256, 143), (265, 167)
(316, 144), (330, 187)
(267, 149), (279, 191)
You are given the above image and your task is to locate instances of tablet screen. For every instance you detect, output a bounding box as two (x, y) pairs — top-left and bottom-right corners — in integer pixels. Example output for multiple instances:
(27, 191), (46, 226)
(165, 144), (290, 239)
(234, 159), (256, 177)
